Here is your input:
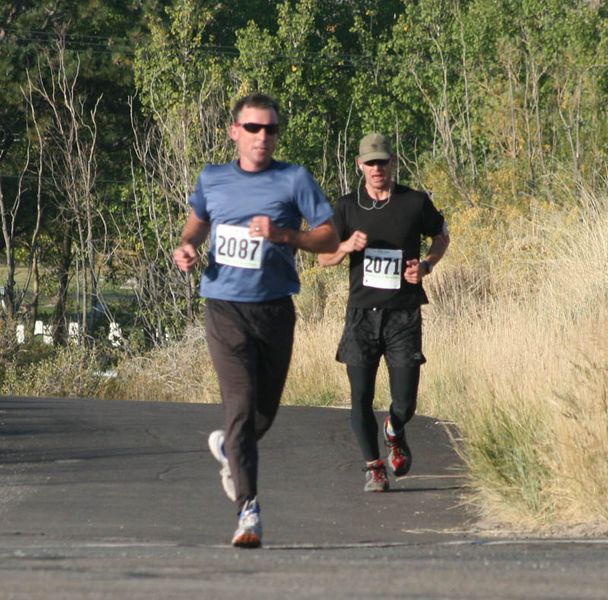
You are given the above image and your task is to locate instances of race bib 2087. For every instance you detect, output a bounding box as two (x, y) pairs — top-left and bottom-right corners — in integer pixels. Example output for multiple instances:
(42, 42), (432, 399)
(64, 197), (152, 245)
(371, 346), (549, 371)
(215, 224), (264, 269)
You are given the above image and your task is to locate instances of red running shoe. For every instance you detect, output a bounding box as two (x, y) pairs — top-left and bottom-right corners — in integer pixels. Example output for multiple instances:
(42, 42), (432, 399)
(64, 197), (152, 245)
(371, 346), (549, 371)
(363, 459), (389, 492)
(383, 417), (412, 477)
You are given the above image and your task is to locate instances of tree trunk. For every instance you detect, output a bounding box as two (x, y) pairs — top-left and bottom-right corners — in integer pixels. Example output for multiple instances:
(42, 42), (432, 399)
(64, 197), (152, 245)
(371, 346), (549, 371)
(52, 222), (74, 345)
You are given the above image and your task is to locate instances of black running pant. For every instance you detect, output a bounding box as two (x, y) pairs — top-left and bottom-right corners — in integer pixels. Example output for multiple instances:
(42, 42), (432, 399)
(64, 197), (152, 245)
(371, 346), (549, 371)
(347, 363), (420, 461)
(205, 297), (296, 507)
(339, 306), (424, 462)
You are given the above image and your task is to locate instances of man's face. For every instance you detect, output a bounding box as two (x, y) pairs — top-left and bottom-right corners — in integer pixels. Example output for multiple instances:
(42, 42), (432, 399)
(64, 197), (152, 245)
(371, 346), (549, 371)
(358, 157), (393, 192)
(229, 106), (279, 172)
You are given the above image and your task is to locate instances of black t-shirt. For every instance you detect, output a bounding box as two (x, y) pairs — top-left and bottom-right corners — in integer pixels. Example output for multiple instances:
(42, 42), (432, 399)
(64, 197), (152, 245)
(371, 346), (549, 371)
(332, 184), (445, 309)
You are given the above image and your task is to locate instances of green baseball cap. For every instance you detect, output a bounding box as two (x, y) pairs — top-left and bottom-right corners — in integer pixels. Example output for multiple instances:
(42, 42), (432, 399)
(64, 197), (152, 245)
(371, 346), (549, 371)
(358, 133), (392, 162)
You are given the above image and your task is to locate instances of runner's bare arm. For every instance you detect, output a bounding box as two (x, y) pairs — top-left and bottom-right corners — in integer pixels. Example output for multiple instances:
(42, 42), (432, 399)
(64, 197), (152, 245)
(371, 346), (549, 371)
(404, 229), (450, 284)
(423, 229), (450, 270)
(173, 210), (211, 272)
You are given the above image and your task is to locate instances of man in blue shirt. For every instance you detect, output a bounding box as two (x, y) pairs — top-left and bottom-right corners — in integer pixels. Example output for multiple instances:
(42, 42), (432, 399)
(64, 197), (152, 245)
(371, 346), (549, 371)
(174, 93), (338, 548)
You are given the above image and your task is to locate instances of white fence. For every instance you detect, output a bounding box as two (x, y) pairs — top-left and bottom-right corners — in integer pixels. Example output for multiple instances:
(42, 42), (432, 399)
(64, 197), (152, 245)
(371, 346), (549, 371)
(20, 321), (124, 346)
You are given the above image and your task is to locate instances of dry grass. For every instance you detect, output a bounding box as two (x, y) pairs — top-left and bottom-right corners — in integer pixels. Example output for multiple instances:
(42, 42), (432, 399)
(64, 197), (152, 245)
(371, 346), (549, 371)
(420, 190), (608, 531)
(102, 265), (386, 408)
(105, 324), (220, 403)
(545, 324), (608, 527)
(1, 343), (108, 399)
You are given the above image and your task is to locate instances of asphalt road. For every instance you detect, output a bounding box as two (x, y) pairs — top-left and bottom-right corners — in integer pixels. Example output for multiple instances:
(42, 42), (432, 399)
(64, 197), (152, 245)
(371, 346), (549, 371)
(1, 396), (606, 599)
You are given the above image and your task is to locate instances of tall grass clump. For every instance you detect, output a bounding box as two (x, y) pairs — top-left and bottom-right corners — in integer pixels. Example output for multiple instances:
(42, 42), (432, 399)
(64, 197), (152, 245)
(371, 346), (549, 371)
(421, 188), (608, 531)
(0, 316), (21, 386)
(545, 324), (608, 527)
(1, 343), (108, 399)
(105, 324), (219, 403)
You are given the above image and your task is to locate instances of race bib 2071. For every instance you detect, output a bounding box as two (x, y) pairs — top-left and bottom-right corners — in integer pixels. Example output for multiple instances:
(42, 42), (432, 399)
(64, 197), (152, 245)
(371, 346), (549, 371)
(362, 248), (402, 289)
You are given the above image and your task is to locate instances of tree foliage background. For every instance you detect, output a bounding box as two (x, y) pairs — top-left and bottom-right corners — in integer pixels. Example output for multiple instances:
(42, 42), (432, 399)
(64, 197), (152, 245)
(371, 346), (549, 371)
(1, 0), (607, 346)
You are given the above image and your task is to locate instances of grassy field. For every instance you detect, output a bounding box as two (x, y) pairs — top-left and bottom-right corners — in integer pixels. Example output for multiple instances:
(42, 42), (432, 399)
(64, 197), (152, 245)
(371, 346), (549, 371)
(420, 191), (608, 532)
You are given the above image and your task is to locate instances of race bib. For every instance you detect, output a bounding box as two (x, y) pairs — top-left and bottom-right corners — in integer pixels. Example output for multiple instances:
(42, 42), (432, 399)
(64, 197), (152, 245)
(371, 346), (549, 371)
(363, 248), (402, 289)
(215, 224), (264, 269)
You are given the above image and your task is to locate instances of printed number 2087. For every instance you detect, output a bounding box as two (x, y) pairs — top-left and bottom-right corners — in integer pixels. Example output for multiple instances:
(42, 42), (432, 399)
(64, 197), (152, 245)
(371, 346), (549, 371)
(217, 235), (261, 260)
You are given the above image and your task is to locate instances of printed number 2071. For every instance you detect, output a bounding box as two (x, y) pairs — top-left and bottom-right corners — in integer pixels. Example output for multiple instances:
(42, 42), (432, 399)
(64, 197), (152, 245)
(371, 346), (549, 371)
(363, 256), (400, 275)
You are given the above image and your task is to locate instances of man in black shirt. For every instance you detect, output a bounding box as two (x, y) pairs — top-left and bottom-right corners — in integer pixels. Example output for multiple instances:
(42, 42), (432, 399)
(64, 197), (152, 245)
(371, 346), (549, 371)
(319, 133), (450, 492)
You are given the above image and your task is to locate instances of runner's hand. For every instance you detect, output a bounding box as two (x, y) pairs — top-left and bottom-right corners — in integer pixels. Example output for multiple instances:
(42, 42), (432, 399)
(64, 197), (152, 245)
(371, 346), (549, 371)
(249, 216), (275, 240)
(404, 259), (423, 284)
(173, 243), (199, 272)
(341, 230), (368, 253)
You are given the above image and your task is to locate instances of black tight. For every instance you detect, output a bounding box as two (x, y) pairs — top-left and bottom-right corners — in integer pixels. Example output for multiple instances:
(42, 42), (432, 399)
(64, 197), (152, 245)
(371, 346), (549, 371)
(347, 363), (420, 462)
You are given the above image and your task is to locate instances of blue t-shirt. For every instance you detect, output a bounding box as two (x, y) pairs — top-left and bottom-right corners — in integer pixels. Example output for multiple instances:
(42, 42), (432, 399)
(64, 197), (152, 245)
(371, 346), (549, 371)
(189, 160), (333, 302)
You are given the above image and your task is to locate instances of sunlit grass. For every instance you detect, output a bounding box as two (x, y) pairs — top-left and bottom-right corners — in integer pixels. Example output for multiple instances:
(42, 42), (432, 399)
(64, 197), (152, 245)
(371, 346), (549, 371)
(420, 190), (608, 531)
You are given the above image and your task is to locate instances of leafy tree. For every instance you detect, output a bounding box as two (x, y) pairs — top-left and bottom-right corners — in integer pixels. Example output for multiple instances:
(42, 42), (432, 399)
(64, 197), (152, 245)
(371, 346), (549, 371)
(386, 0), (608, 206)
(0, 1), (145, 336)
(126, 0), (233, 340)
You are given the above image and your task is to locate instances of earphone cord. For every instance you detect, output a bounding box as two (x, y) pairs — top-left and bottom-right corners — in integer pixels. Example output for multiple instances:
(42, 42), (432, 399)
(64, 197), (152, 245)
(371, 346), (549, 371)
(356, 177), (393, 211)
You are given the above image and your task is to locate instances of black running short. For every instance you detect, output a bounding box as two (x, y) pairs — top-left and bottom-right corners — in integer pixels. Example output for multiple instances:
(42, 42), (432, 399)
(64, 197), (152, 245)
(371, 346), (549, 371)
(336, 306), (426, 368)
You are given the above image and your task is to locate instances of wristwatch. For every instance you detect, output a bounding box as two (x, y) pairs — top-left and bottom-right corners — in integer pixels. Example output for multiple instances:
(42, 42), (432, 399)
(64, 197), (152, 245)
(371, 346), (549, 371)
(421, 260), (433, 275)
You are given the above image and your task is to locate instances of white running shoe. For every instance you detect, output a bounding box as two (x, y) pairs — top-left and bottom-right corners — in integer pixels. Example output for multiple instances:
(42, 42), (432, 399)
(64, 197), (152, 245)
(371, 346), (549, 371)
(232, 497), (262, 548)
(208, 430), (236, 501)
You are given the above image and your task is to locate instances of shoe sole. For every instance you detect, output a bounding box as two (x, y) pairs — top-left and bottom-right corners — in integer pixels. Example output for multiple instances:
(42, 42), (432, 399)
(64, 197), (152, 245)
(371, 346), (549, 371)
(208, 431), (237, 501)
(208, 431), (227, 464)
(219, 467), (236, 501)
(232, 532), (262, 548)
(364, 479), (390, 492)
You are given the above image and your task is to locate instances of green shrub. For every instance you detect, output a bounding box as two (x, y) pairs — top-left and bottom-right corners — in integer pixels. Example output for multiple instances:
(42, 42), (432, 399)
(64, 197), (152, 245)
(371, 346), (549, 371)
(1, 344), (108, 399)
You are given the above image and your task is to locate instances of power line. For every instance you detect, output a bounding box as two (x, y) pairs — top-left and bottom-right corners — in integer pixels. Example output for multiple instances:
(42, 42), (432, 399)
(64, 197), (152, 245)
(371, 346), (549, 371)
(1, 173), (132, 186)
(1, 26), (372, 68)
(1, 27), (137, 56)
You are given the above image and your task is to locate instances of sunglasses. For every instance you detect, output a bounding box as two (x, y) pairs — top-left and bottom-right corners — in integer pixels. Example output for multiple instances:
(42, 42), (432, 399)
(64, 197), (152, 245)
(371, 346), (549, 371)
(238, 122), (280, 135)
(363, 159), (390, 167)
